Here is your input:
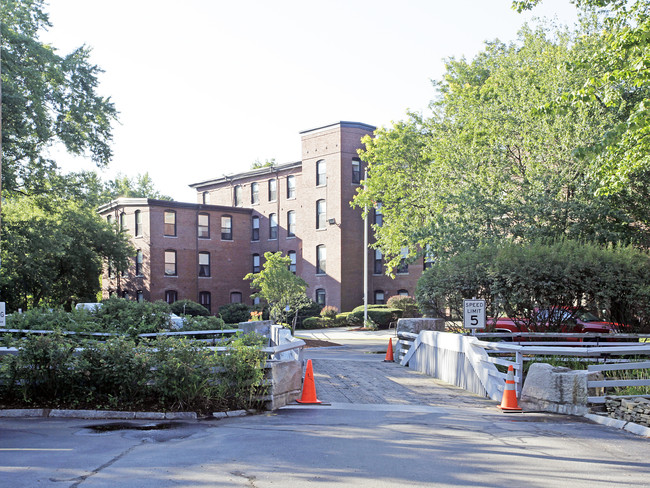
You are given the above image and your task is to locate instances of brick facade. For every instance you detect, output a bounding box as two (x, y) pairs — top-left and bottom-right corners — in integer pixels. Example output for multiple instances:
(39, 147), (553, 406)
(100, 122), (422, 313)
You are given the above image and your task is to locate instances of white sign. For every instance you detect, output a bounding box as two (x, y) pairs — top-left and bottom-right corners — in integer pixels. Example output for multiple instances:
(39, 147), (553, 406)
(463, 299), (485, 329)
(0, 302), (5, 328)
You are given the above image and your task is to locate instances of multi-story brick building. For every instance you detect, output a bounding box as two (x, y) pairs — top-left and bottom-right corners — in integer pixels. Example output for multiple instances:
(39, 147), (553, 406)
(99, 122), (423, 313)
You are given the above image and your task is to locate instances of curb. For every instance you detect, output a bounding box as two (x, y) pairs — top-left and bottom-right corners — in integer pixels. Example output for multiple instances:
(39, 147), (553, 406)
(584, 413), (650, 437)
(0, 408), (256, 421)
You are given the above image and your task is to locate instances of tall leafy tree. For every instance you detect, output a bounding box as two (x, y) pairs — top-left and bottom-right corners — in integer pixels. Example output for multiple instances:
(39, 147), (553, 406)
(1, 0), (118, 195)
(513, 0), (650, 193)
(0, 196), (133, 311)
(354, 21), (647, 271)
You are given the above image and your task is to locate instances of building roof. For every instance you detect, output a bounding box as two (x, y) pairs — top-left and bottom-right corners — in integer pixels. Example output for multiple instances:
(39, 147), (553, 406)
(188, 160), (302, 190)
(299, 121), (376, 135)
(97, 198), (252, 214)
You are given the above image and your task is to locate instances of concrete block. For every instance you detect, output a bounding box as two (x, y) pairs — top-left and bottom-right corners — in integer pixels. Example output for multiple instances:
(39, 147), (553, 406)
(396, 318), (445, 335)
(49, 410), (136, 419)
(521, 363), (601, 415)
(0, 409), (45, 418)
(624, 422), (650, 437)
(268, 360), (302, 397)
(226, 410), (247, 417)
(212, 412), (228, 419)
(164, 411), (197, 420)
(134, 411), (165, 420)
(238, 321), (272, 337)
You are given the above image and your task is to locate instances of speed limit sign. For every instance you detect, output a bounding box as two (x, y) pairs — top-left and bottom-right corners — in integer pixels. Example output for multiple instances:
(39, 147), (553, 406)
(463, 299), (485, 329)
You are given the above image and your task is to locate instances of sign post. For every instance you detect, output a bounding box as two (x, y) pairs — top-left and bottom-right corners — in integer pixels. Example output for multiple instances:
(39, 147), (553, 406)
(463, 299), (486, 334)
(0, 302), (5, 328)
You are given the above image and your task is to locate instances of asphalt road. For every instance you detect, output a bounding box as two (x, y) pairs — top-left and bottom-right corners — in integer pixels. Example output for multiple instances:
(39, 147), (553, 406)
(1, 329), (648, 487)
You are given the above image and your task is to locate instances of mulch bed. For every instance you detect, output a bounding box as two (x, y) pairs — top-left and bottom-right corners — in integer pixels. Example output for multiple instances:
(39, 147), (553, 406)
(302, 339), (341, 348)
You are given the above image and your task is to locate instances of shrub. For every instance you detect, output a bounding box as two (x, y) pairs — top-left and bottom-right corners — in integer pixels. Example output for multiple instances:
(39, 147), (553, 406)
(349, 308), (402, 328)
(1, 334), (267, 413)
(386, 295), (419, 318)
(170, 300), (210, 317)
(218, 303), (252, 324)
(416, 240), (650, 333)
(181, 315), (227, 331)
(320, 305), (338, 319)
(300, 317), (322, 329)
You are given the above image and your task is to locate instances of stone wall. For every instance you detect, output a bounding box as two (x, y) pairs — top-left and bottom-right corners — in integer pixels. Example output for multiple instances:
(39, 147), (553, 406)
(605, 397), (650, 426)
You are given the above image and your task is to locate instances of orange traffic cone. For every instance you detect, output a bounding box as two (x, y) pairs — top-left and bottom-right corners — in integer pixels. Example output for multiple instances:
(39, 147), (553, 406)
(384, 337), (395, 362)
(296, 359), (322, 404)
(498, 365), (522, 412)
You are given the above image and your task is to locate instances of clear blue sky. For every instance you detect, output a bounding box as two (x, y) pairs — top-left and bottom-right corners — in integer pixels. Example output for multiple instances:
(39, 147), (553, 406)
(42, 0), (580, 202)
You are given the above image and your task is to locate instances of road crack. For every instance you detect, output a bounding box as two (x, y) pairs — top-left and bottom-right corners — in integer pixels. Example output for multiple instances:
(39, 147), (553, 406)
(49, 441), (143, 487)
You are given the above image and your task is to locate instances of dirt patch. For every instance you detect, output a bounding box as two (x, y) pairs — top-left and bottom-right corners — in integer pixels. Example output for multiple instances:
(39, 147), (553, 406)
(302, 339), (341, 348)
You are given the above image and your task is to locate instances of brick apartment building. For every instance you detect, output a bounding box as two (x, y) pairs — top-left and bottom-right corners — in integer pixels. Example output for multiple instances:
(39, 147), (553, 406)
(99, 122), (424, 313)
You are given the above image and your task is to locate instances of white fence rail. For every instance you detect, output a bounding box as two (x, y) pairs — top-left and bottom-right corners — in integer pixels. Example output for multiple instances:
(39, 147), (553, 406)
(587, 361), (650, 404)
(401, 331), (650, 402)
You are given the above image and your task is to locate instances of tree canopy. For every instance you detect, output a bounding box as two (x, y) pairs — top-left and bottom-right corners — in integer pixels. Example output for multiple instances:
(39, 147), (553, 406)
(1, 0), (118, 195)
(353, 16), (650, 271)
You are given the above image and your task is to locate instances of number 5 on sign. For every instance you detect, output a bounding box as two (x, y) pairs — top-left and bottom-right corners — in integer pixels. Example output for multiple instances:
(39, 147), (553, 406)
(463, 299), (485, 329)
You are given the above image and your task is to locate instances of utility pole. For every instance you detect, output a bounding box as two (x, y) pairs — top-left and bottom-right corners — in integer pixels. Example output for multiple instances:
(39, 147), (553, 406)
(363, 168), (368, 325)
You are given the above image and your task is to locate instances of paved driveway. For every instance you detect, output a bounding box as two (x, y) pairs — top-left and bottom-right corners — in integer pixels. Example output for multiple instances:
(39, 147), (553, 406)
(1, 329), (648, 487)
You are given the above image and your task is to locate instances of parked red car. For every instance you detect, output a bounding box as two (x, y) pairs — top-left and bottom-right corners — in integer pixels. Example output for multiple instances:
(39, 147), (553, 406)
(488, 308), (621, 339)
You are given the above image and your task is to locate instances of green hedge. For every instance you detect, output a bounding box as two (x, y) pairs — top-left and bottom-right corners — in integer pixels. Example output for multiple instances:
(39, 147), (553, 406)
(349, 308), (402, 328)
(218, 303), (252, 324)
(0, 333), (266, 413)
(416, 240), (650, 332)
(6, 297), (226, 336)
(170, 299), (210, 317)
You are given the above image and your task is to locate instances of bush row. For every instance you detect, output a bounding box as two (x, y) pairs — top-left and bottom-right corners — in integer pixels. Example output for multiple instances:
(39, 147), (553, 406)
(416, 240), (650, 332)
(0, 333), (267, 413)
(7, 297), (227, 336)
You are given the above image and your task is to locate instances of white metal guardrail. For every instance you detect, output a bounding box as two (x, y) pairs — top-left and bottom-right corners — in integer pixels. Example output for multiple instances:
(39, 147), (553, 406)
(401, 331), (650, 401)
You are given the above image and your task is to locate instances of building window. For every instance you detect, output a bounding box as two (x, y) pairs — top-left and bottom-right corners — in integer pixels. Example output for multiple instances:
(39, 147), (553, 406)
(269, 213), (278, 239)
(202, 191), (211, 204)
(251, 183), (259, 205)
(234, 185), (243, 207)
(374, 249), (383, 275)
(374, 290), (385, 305)
(316, 245), (326, 275)
(253, 296), (260, 306)
(198, 213), (210, 238)
(287, 210), (296, 237)
(108, 259), (115, 278)
(120, 212), (127, 232)
(164, 210), (176, 236)
(374, 203), (383, 227)
(423, 245), (435, 270)
(165, 290), (178, 304)
(134, 210), (142, 237)
(136, 249), (143, 277)
(252, 253), (261, 273)
(164, 250), (177, 276)
(287, 175), (296, 199)
(288, 251), (296, 274)
(268, 179), (277, 202)
(315, 288), (326, 306)
(199, 291), (211, 313)
(199, 252), (210, 277)
(316, 160), (326, 186)
(221, 215), (233, 240)
(107, 215), (112, 225)
(398, 289), (409, 296)
(352, 158), (361, 184)
(230, 292), (243, 303)
(397, 247), (409, 274)
(251, 216), (260, 241)
(122, 290), (130, 299)
(316, 200), (326, 229)
(136, 290), (144, 302)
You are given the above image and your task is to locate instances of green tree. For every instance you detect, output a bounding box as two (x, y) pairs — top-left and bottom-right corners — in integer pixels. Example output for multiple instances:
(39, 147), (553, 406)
(513, 0), (650, 194)
(251, 158), (276, 170)
(0, 196), (133, 311)
(245, 251), (309, 331)
(1, 0), (118, 195)
(353, 20), (647, 270)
